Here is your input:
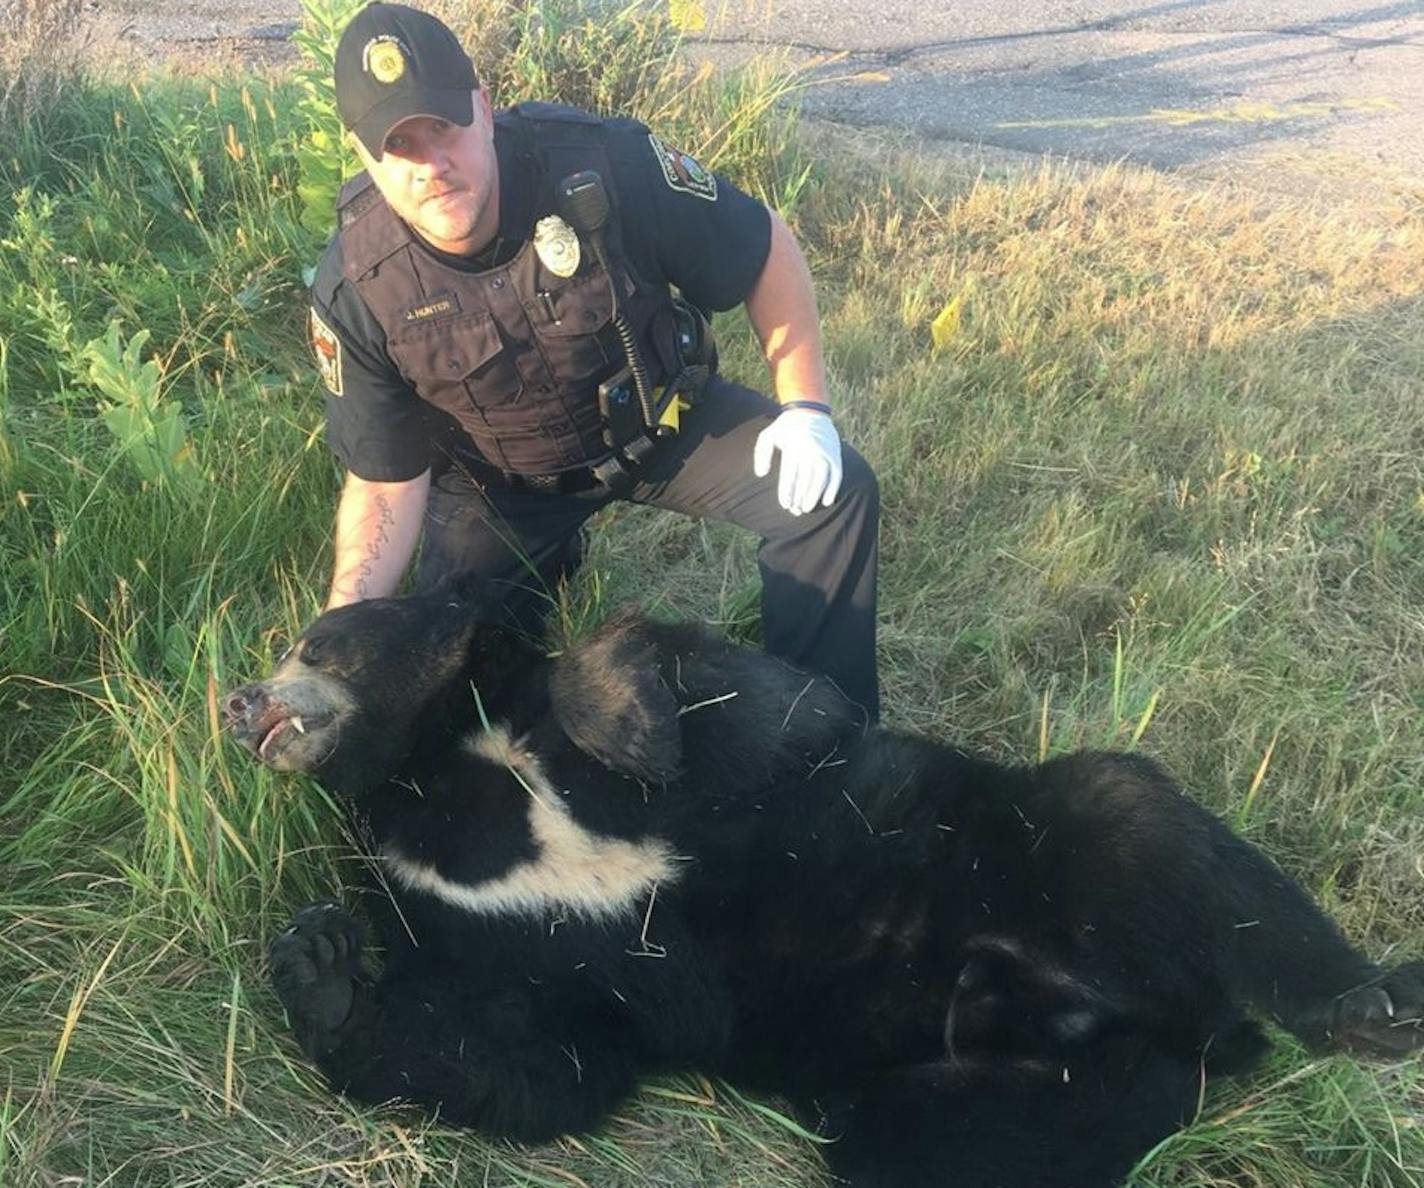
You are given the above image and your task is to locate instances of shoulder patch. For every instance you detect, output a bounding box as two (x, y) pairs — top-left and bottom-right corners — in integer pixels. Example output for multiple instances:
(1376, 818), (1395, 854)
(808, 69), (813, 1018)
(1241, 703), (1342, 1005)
(309, 307), (344, 396)
(648, 134), (717, 202)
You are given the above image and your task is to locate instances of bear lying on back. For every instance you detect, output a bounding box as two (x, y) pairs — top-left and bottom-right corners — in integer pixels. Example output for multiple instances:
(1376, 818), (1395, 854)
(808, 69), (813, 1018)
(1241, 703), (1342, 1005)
(225, 585), (1423, 1188)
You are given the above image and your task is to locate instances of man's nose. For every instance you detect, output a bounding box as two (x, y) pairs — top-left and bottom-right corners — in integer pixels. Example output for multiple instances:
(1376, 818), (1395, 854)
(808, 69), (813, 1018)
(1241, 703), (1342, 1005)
(408, 140), (450, 174)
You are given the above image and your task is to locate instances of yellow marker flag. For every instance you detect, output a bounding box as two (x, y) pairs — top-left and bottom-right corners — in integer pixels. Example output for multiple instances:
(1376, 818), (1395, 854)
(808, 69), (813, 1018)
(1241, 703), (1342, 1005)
(931, 294), (963, 352)
(669, 0), (706, 32)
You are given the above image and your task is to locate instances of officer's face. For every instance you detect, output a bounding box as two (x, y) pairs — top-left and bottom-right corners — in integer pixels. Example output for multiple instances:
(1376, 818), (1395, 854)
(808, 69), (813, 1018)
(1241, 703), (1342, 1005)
(356, 89), (498, 256)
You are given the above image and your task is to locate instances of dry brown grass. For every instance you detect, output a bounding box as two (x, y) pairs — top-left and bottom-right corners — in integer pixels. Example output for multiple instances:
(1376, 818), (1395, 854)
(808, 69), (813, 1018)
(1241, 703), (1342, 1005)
(0, 0), (87, 121)
(422, 0), (522, 89)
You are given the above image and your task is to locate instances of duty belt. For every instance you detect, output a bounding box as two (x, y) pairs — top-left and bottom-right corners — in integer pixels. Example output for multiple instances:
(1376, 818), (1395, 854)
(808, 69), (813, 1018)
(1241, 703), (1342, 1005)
(460, 456), (604, 496)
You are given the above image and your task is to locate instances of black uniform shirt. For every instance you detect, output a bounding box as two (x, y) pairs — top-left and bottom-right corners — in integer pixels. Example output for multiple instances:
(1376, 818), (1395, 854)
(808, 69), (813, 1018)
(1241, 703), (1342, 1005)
(310, 114), (773, 482)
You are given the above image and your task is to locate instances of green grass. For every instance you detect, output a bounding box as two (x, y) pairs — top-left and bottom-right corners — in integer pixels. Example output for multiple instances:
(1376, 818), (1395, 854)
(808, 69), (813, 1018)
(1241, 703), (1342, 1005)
(2, 2), (1423, 1184)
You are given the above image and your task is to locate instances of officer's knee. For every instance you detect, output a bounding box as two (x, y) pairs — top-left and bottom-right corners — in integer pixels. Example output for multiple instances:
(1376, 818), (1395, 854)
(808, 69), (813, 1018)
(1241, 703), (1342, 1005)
(838, 446), (879, 517)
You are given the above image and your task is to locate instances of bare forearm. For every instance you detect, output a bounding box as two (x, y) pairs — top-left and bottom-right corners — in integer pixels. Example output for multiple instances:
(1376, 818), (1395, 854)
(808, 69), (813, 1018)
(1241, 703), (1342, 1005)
(327, 470), (431, 609)
(744, 210), (830, 409)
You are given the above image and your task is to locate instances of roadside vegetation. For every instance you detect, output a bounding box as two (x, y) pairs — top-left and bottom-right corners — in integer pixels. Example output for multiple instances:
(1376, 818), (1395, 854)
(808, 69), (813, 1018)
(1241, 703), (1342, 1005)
(1, 0), (1421, 1184)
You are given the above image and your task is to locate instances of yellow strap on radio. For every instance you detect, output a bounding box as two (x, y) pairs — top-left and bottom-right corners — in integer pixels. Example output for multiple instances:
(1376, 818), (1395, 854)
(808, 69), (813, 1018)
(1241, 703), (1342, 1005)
(657, 392), (691, 433)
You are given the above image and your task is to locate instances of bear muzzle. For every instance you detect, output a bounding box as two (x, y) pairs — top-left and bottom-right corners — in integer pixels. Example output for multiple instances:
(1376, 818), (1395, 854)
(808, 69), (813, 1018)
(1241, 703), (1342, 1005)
(224, 680), (342, 770)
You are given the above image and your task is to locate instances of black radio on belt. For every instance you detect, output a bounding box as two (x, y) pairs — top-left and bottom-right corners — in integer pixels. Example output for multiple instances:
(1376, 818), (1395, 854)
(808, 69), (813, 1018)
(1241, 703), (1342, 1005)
(596, 365), (642, 451)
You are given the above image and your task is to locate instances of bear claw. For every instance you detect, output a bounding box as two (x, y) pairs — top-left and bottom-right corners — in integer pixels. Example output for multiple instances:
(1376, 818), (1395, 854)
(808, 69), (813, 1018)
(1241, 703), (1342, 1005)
(269, 901), (366, 1038)
(1333, 962), (1424, 1055)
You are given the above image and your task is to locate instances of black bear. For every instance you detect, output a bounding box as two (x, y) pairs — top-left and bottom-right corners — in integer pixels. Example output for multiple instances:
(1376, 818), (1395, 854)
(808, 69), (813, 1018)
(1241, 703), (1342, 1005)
(225, 585), (1423, 1187)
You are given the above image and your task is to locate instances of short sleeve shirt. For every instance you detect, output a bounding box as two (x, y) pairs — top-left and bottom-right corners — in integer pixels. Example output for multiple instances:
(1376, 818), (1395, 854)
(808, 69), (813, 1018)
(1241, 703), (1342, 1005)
(310, 111), (773, 482)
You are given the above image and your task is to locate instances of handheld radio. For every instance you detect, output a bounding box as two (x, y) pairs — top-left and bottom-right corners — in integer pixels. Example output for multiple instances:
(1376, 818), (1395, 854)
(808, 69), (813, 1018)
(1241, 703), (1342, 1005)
(556, 171), (665, 440)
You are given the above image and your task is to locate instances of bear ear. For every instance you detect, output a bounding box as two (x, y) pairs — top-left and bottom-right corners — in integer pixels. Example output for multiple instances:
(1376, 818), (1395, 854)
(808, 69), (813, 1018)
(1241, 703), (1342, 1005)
(549, 617), (682, 784)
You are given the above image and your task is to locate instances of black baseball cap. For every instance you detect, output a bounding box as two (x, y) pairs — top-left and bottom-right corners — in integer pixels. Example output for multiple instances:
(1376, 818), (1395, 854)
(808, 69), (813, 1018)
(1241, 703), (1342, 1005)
(334, 3), (480, 157)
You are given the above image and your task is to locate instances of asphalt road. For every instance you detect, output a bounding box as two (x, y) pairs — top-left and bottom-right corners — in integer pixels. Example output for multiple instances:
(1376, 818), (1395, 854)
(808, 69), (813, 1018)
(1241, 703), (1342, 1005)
(92, 0), (1424, 195)
(690, 0), (1424, 194)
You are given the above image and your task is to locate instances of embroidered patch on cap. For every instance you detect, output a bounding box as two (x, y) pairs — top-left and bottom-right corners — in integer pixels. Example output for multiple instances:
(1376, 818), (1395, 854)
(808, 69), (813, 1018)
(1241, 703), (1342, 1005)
(364, 36), (407, 84)
(649, 134), (717, 202)
(309, 307), (344, 396)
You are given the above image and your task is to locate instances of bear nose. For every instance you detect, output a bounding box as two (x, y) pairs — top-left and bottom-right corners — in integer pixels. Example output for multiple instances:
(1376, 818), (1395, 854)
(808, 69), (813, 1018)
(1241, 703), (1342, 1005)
(224, 684), (268, 728)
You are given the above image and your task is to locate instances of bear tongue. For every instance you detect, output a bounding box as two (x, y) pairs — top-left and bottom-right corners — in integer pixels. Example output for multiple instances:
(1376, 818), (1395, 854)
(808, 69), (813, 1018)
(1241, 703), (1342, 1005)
(258, 716), (296, 761)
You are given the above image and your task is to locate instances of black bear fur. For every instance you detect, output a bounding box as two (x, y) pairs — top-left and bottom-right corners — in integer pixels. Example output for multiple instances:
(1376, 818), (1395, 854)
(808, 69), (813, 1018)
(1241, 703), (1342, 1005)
(225, 586), (1424, 1187)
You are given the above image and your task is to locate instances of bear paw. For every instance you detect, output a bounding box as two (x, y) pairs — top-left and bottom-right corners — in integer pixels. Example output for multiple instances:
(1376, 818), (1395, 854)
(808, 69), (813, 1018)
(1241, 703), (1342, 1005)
(269, 901), (367, 1043)
(1333, 961), (1424, 1055)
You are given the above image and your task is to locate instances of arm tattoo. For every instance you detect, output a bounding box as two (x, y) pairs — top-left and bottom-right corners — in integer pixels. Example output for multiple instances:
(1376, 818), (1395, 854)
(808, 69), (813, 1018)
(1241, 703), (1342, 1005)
(353, 493), (396, 599)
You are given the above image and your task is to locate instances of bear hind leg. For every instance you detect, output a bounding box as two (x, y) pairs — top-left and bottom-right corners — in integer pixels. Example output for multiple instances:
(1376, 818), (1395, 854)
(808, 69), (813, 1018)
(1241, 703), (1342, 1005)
(1207, 832), (1424, 1056)
(813, 1037), (1201, 1188)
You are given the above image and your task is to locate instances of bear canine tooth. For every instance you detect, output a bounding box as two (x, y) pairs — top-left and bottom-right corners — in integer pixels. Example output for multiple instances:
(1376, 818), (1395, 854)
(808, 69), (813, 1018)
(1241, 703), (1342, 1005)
(292, 716), (306, 734)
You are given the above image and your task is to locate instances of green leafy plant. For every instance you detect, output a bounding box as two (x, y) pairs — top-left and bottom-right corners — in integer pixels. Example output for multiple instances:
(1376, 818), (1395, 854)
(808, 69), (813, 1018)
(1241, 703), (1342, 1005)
(76, 321), (203, 495)
(290, 0), (366, 240)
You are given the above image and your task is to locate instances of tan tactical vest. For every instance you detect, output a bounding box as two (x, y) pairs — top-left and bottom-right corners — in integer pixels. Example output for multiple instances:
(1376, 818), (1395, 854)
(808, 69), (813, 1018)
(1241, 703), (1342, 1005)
(337, 104), (675, 474)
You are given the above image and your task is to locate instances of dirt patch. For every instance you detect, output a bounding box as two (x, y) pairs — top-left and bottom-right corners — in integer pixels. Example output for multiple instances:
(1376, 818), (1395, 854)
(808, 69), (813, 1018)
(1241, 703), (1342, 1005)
(78, 0), (303, 73)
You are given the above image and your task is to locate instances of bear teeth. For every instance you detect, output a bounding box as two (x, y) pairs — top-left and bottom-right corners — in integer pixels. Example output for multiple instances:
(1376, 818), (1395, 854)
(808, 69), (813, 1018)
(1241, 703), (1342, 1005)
(292, 716), (306, 735)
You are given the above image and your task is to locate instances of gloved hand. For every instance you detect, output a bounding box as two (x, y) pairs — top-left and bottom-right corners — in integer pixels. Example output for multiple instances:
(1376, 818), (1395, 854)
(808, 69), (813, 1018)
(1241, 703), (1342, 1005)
(753, 404), (843, 516)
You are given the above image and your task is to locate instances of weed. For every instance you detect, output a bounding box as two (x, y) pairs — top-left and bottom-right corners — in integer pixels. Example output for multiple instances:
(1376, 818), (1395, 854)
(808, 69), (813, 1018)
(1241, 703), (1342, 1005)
(74, 322), (204, 495)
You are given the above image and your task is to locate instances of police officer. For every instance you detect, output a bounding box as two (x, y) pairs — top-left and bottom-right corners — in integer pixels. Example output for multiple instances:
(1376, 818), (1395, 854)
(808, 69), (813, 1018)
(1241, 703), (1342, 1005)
(310, 2), (881, 717)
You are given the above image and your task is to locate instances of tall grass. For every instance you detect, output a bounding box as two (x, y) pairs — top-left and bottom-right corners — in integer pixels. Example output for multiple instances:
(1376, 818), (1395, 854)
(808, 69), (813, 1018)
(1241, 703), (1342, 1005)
(2, 0), (1422, 1185)
(0, 0), (86, 120)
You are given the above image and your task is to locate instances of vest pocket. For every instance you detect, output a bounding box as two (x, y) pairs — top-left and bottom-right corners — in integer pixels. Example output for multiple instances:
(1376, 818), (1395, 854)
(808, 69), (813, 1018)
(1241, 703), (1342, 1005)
(529, 271), (616, 384)
(389, 310), (524, 410)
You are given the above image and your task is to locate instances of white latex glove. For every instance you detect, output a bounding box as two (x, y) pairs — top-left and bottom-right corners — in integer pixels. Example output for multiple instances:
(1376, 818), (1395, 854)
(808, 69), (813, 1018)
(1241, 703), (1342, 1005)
(753, 405), (843, 516)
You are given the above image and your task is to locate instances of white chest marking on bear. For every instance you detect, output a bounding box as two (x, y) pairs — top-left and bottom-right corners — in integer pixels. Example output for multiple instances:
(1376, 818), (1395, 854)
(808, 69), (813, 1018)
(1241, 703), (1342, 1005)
(382, 724), (679, 921)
